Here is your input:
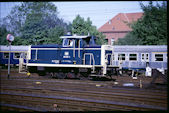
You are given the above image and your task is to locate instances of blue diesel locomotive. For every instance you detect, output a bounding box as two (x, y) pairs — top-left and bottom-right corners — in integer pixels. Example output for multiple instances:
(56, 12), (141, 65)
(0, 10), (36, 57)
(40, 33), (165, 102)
(24, 35), (115, 78)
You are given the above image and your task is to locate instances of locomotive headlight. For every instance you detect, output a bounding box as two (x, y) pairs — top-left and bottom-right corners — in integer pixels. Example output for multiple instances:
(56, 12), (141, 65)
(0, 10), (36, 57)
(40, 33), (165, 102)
(64, 52), (69, 56)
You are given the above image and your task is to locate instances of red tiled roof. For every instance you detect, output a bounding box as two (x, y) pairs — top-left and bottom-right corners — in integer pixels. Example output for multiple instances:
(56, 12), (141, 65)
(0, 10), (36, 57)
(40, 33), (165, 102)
(98, 12), (143, 32)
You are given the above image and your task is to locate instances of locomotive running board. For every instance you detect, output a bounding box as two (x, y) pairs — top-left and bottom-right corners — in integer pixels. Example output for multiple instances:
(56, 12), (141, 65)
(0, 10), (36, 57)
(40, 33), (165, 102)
(26, 63), (101, 68)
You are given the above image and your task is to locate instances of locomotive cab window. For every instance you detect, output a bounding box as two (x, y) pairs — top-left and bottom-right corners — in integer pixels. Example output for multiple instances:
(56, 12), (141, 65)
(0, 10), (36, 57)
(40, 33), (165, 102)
(75, 39), (80, 48)
(68, 39), (74, 47)
(3, 53), (9, 59)
(83, 37), (90, 46)
(129, 54), (137, 61)
(62, 39), (74, 47)
(62, 39), (69, 47)
(155, 54), (163, 61)
(14, 53), (21, 59)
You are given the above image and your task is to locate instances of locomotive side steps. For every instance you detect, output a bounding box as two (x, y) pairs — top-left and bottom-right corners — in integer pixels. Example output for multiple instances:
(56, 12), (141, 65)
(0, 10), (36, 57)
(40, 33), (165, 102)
(18, 51), (30, 73)
(19, 58), (27, 73)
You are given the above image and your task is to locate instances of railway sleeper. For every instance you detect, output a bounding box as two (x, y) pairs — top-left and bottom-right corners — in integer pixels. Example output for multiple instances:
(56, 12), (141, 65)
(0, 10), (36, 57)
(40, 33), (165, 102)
(1, 87), (167, 108)
(1, 85), (167, 99)
(1, 80), (167, 97)
(0, 103), (46, 112)
(0, 92), (167, 111)
(1, 95), (126, 111)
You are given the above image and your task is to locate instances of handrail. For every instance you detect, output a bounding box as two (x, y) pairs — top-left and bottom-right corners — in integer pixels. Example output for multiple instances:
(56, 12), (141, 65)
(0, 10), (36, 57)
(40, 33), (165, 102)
(105, 53), (113, 65)
(83, 53), (95, 66)
(19, 52), (28, 73)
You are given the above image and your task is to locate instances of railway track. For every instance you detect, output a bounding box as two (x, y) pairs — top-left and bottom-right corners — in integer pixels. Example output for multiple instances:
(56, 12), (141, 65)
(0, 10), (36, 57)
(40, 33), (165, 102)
(0, 73), (167, 111)
(1, 91), (166, 111)
(1, 78), (167, 95)
(1, 86), (167, 108)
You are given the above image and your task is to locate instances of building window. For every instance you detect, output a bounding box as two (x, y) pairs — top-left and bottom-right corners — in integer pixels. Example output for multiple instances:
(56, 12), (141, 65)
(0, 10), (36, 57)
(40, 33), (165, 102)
(108, 20), (111, 24)
(3, 53), (9, 59)
(111, 38), (114, 45)
(112, 26), (115, 30)
(129, 54), (137, 61)
(155, 54), (163, 61)
(14, 53), (21, 59)
(118, 54), (125, 61)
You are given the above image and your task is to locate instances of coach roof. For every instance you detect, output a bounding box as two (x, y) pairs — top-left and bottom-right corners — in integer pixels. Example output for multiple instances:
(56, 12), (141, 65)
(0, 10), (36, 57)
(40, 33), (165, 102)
(0, 45), (29, 52)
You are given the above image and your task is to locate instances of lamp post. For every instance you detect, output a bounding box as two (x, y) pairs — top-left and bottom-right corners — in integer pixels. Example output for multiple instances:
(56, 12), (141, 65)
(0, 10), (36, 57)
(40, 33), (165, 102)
(6, 34), (14, 79)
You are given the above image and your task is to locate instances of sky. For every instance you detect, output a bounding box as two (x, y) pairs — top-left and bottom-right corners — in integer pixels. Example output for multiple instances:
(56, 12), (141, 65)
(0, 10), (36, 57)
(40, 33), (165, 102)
(0, 1), (162, 29)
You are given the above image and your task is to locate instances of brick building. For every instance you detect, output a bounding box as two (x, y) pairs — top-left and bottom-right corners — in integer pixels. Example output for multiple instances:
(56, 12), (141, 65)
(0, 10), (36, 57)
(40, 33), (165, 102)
(98, 12), (143, 45)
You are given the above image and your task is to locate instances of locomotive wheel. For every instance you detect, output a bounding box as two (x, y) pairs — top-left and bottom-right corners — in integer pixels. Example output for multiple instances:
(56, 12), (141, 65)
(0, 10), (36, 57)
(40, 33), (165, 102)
(38, 71), (46, 76)
(56, 72), (66, 79)
(66, 72), (76, 79)
(50, 72), (56, 78)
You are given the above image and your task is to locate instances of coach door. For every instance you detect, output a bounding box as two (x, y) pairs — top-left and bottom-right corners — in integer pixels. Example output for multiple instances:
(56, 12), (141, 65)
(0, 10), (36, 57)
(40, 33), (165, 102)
(141, 53), (149, 62)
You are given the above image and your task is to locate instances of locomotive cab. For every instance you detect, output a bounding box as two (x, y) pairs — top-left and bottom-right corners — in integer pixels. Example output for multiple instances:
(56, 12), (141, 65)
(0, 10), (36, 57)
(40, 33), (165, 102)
(60, 35), (92, 65)
(61, 35), (97, 48)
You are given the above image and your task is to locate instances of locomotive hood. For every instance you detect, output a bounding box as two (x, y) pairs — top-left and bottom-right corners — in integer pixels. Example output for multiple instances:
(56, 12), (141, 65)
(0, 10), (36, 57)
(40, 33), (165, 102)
(31, 44), (61, 48)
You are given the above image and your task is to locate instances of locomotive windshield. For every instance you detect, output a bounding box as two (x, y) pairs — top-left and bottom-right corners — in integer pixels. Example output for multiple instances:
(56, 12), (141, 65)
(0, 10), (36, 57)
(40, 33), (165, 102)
(62, 38), (74, 47)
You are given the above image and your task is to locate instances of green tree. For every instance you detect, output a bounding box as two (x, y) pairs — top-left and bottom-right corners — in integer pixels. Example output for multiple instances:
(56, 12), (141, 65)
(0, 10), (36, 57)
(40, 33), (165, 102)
(0, 27), (9, 45)
(72, 15), (106, 45)
(116, 1), (167, 45)
(1, 2), (70, 45)
(0, 27), (24, 45)
(115, 33), (142, 45)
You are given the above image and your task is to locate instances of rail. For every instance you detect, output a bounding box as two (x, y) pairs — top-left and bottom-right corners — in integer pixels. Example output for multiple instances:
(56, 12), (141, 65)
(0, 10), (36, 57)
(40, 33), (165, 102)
(1, 92), (166, 111)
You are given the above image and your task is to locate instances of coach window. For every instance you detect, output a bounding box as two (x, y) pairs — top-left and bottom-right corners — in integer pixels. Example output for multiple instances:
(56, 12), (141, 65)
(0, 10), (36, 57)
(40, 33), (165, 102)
(129, 54), (137, 61)
(14, 53), (21, 59)
(111, 38), (115, 45)
(112, 54), (115, 61)
(155, 54), (163, 61)
(118, 54), (125, 60)
(141, 54), (144, 60)
(3, 53), (9, 59)
(141, 53), (149, 62)
(146, 54), (149, 60)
